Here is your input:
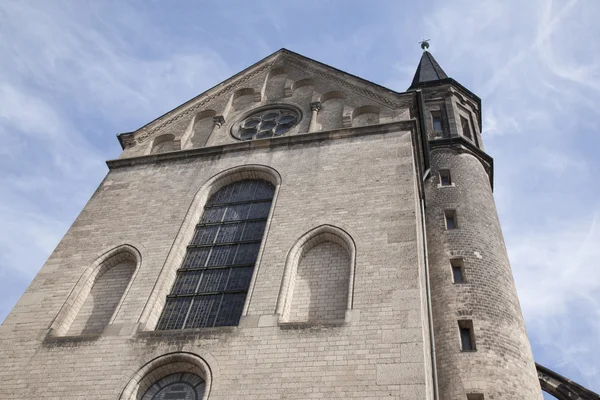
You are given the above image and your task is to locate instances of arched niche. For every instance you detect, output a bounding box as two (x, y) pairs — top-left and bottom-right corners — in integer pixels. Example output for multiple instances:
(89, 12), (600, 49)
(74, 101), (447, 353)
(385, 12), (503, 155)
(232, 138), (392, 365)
(49, 244), (141, 336)
(318, 91), (346, 132)
(151, 134), (176, 154)
(352, 105), (380, 127)
(138, 164), (282, 331)
(185, 110), (216, 148)
(276, 225), (356, 324)
(119, 352), (213, 400)
(291, 78), (315, 102)
(232, 88), (259, 111)
(265, 67), (288, 101)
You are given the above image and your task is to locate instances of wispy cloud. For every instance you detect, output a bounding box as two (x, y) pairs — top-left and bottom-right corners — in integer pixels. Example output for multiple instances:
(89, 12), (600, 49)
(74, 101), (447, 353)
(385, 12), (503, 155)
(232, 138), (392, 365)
(510, 214), (600, 388)
(0, 1), (228, 320)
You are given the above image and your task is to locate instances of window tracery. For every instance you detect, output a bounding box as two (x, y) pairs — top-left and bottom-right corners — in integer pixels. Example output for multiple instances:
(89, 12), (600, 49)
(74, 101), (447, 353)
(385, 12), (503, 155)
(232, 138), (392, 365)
(232, 106), (300, 140)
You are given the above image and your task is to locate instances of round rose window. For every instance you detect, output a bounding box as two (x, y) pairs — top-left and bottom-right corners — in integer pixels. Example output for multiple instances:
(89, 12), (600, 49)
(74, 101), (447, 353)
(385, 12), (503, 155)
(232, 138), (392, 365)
(233, 107), (300, 140)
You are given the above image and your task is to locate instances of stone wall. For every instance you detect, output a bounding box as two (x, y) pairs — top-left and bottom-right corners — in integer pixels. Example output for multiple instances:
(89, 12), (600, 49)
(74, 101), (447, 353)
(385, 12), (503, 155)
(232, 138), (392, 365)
(0, 125), (433, 399)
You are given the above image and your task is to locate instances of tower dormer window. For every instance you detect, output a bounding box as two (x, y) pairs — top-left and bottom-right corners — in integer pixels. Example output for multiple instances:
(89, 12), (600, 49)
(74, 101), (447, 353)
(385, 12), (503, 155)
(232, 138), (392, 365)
(431, 111), (443, 133)
(439, 169), (452, 186)
(233, 106), (301, 141)
(460, 116), (472, 140)
(459, 320), (476, 351)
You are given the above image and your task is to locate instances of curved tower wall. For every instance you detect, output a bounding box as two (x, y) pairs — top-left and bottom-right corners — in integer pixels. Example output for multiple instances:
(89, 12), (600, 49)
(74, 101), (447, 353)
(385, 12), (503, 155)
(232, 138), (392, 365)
(425, 146), (542, 399)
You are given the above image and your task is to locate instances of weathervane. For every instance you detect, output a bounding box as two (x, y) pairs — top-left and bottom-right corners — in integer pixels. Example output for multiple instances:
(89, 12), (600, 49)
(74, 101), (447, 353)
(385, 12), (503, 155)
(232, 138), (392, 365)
(419, 39), (430, 50)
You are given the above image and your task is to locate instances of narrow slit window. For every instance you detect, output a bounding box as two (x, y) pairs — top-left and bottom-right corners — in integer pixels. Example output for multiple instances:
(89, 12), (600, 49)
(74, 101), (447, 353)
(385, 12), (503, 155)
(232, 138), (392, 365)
(445, 210), (458, 230)
(157, 179), (275, 330)
(431, 111), (443, 133)
(467, 394), (484, 400)
(459, 320), (476, 351)
(460, 116), (472, 139)
(451, 258), (465, 283)
(439, 169), (452, 186)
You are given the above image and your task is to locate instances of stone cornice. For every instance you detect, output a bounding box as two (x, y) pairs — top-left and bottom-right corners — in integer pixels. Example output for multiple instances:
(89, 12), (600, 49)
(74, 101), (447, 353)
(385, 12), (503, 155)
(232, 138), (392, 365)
(107, 120), (417, 170)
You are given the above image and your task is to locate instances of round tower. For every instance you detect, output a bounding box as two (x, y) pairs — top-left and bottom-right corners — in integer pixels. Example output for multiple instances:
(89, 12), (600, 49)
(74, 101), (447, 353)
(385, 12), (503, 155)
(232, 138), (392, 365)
(410, 50), (543, 399)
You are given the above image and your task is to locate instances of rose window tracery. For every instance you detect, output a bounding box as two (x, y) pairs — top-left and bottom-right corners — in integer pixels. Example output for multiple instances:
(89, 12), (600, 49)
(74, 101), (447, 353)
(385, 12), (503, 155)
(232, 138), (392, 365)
(233, 107), (300, 140)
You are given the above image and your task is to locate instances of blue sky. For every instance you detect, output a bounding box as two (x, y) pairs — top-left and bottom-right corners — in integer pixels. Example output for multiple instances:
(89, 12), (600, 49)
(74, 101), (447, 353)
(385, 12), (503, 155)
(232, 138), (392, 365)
(0, 0), (598, 396)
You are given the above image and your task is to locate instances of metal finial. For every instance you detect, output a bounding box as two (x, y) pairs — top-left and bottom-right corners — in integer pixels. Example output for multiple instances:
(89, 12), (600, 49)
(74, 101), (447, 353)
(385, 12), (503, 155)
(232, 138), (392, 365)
(419, 39), (431, 50)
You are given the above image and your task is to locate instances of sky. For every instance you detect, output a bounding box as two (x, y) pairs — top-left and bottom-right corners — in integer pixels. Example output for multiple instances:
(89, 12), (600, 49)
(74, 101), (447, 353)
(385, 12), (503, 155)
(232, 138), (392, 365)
(0, 0), (598, 397)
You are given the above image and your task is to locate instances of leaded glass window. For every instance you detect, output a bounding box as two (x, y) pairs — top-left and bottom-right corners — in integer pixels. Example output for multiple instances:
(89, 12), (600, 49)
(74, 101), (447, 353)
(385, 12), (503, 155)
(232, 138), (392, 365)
(141, 373), (205, 400)
(157, 179), (274, 330)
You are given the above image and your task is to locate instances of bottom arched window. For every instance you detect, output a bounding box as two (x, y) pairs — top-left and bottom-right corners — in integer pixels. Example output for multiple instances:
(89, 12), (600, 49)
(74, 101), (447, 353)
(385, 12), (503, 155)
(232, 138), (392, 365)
(142, 373), (205, 400)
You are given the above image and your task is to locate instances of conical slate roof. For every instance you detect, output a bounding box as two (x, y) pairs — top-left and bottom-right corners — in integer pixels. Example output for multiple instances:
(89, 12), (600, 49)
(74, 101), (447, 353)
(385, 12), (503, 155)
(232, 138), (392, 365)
(408, 51), (448, 89)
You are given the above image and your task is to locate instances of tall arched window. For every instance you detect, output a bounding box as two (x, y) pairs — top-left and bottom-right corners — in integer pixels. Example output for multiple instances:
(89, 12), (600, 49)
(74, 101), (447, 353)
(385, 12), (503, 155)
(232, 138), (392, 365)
(157, 179), (275, 330)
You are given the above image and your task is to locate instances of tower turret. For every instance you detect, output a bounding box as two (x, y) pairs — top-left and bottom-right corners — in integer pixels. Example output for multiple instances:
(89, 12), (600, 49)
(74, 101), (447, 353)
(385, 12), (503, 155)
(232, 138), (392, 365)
(412, 49), (543, 399)
(409, 49), (448, 90)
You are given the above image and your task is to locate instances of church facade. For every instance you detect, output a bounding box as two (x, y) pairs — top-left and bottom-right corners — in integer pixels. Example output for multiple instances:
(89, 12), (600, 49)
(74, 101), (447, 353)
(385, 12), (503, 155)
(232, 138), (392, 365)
(0, 48), (544, 399)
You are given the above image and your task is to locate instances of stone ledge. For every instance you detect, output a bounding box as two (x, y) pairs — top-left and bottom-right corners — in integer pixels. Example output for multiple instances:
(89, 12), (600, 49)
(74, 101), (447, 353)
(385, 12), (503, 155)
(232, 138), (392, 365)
(134, 326), (237, 341)
(278, 320), (345, 330)
(43, 333), (102, 346)
(107, 120), (416, 170)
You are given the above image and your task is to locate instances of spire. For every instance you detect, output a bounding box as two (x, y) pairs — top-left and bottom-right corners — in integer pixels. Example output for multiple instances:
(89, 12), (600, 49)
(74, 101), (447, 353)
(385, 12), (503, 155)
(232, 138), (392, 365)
(408, 50), (449, 90)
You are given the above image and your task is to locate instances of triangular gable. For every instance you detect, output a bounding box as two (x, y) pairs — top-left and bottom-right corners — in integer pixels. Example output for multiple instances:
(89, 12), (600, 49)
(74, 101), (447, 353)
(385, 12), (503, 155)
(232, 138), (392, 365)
(127, 48), (413, 145)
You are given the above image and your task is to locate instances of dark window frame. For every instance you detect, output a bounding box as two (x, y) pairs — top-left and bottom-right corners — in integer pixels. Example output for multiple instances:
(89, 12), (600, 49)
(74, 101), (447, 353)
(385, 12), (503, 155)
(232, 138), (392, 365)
(445, 209), (458, 230)
(451, 258), (465, 284)
(459, 320), (476, 351)
(439, 169), (452, 186)
(431, 110), (443, 133)
(460, 115), (473, 140)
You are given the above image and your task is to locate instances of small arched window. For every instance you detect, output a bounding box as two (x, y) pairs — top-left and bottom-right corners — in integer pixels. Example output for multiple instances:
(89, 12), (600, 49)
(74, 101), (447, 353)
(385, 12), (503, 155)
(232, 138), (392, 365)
(157, 179), (275, 330)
